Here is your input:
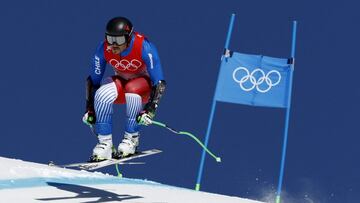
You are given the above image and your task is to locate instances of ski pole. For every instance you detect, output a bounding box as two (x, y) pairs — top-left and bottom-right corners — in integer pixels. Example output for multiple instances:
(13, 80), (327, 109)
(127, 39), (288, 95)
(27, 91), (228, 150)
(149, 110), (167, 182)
(89, 124), (97, 137)
(149, 120), (221, 163)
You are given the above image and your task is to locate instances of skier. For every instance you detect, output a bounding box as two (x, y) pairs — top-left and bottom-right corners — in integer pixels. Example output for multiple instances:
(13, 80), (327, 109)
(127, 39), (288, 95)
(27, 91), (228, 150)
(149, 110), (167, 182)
(82, 16), (166, 161)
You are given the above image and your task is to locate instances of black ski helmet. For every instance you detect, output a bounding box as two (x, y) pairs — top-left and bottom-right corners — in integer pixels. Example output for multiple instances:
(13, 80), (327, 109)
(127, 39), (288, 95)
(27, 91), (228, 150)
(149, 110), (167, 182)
(105, 17), (133, 45)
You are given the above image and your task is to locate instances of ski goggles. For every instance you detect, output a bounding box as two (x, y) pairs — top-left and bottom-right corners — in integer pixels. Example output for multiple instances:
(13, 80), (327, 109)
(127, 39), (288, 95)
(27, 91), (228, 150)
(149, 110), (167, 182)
(106, 35), (126, 46)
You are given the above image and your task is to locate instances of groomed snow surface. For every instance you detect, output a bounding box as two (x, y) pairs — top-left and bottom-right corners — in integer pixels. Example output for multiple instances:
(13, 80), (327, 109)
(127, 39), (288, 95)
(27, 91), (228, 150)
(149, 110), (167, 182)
(0, 157), (263, 203)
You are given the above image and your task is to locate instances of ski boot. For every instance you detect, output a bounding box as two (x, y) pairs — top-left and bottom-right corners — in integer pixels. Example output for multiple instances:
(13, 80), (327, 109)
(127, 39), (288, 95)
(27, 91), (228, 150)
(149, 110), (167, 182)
(90, 134), (114, 162)
(117, 132), (139, 158)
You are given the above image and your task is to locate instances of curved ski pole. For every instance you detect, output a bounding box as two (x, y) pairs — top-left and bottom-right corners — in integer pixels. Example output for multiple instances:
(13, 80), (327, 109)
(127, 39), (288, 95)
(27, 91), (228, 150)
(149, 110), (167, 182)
(115, 164), (123, 178)
(150, 120), (221, 162)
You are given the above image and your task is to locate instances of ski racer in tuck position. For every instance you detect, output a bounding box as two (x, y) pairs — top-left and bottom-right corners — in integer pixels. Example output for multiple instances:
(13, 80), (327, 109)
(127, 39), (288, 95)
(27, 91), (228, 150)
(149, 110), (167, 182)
(82, 16), (166, 161)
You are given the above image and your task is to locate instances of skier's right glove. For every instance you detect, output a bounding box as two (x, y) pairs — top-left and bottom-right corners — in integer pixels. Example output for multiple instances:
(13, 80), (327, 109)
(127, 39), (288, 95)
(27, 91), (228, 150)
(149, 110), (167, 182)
(84, 76), (99, 126)
(83, 110), (96, 126)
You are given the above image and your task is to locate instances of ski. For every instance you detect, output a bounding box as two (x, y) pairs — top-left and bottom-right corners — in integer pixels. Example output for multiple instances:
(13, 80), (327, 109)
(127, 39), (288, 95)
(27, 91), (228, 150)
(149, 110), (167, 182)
(52, 149), (162, 171)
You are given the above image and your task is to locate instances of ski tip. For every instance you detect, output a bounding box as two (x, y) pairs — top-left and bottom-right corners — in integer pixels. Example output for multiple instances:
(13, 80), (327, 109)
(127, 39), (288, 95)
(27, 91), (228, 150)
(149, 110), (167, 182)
(216, 157), (222, 162)
(151, 149), (162, 153)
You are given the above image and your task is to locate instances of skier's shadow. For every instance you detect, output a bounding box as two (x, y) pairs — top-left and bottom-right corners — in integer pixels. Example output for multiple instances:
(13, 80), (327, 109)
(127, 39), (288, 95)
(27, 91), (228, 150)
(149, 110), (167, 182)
(36, 182), (143, 203)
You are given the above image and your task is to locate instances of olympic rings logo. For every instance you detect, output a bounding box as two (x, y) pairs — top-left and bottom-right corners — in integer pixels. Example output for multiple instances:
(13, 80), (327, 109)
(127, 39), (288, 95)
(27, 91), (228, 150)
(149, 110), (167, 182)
(110, 59), (142, 71)
(232, 67), (281, 93)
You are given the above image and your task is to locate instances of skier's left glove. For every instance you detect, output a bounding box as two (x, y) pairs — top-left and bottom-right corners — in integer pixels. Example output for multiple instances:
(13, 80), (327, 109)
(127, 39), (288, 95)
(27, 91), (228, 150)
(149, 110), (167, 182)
(137, 80), (166, 126)
(137, 110), (154, 126)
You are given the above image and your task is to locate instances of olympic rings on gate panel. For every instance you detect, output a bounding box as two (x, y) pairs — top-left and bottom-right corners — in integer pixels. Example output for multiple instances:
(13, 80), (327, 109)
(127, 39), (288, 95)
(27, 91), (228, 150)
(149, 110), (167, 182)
(232, 67), (281, 93)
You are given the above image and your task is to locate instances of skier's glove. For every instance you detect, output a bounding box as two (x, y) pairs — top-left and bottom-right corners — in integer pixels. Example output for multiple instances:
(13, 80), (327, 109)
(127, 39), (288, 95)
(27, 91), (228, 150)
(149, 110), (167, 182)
(83, 110), (96, 126)
(137, 110), (154, 126)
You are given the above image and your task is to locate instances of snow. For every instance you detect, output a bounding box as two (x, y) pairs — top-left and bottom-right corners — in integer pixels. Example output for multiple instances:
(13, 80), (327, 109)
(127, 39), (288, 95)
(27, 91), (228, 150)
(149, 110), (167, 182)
(0, 156), (263, 203)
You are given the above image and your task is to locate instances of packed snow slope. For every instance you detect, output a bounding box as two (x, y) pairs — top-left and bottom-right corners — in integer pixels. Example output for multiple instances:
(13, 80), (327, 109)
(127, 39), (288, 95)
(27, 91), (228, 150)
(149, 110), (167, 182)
(0, 157), (263, 203)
